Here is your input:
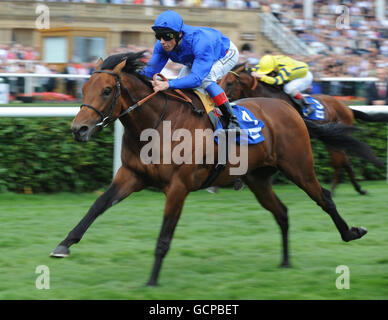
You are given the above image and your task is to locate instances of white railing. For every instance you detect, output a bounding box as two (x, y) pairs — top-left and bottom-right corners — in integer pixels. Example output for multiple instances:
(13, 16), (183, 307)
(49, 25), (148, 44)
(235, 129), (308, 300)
(319, 77), (378, 82)
(0, 73), (382, 99)
(260, 12), (314, 56)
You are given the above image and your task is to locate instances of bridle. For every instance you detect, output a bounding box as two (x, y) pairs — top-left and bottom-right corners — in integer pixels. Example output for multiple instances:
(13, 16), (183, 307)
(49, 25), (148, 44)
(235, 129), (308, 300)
(80, 70), (137, 128)
(222, 70), (259, 101)
(80, 70), (199, 129)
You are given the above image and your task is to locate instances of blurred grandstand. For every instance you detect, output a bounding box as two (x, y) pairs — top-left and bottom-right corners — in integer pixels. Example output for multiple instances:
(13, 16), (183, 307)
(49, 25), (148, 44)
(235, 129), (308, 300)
(0, 0), (387, 103)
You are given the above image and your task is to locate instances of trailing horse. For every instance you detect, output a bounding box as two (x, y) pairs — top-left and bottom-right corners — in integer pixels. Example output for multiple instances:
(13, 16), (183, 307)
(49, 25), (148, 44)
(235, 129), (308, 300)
(220, 63), (387, 195)
(51, 52), (370, 286)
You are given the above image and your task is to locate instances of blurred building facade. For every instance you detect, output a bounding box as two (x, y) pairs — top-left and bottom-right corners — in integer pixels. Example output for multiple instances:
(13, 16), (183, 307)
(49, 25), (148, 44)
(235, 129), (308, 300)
(0, 1), (276, 66)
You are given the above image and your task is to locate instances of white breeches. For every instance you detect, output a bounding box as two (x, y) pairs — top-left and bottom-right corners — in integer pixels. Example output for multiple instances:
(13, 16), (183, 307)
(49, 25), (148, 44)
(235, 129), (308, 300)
(284, 71), (313, 95)
(177, 41), (239, 92)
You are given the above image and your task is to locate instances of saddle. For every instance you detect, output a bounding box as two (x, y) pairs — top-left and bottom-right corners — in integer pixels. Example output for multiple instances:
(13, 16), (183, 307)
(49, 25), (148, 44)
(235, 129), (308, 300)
(193, 89), (223, 130)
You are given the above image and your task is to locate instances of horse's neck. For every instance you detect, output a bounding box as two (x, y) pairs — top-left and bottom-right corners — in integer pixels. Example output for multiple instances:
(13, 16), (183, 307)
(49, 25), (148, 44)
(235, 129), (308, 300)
(120, 74), (165, 133)
(254, 81), (292, 102)
(119, 74), (206, 142)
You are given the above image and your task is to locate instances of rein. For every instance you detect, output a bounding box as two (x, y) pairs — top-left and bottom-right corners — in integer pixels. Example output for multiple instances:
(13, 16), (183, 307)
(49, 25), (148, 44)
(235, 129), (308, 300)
(80, 71), (196, 129)
(251, 73), (258, 91)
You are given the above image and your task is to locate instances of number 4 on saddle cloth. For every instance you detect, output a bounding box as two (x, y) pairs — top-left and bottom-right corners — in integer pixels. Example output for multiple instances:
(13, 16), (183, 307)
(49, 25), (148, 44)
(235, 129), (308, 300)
(302, 95), (326, 121)
(194, 90), (265, 145)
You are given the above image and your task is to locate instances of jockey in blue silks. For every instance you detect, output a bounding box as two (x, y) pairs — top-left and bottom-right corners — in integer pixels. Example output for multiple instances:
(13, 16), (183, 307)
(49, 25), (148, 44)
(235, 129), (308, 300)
(142, 10), (240, 132)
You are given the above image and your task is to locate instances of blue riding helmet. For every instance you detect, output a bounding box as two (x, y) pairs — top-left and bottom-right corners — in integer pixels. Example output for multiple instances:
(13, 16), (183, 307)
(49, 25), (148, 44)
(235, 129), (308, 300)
(151, 10), (184, 33)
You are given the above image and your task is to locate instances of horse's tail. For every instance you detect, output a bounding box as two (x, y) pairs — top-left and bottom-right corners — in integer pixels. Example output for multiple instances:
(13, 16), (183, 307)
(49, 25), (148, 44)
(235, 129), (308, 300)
(351, 109), (388, 122)
(304, 119), (384, 168)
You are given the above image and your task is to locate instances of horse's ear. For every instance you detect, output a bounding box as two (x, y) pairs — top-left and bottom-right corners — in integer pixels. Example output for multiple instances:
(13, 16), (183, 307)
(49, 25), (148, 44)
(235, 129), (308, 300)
(95, 58), (103, 71)
(113, 59), (127, 74)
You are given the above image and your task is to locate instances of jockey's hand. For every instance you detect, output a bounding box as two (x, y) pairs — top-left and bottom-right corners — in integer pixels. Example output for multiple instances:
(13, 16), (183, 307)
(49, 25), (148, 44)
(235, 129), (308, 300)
(152, 79), (169, 92)
(251, 71), (262, 79)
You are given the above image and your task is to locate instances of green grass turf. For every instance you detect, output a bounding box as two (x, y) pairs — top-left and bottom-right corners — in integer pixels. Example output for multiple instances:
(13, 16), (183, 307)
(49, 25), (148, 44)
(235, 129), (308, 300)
(0, 181), (387, 300)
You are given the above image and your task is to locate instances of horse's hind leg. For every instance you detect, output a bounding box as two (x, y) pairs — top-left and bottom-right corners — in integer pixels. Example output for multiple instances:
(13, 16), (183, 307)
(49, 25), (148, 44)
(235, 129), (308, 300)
(328, 149), (366, 195)
(50, 167), (144, 257)
(329, 150), (344, 195)
(343, 161), (367, 195)
(279, 155), (367, 242)
(243, 167), (290, 267)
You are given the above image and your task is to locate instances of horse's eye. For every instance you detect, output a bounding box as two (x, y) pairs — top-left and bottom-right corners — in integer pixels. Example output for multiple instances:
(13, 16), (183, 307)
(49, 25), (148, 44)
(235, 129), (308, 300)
(103, 87), (112, 96)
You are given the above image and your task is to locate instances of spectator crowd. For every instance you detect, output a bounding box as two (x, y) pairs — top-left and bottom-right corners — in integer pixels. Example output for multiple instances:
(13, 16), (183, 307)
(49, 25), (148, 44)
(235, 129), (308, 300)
(41, 0), (260, 9)
(259, 0), (388, 79)
(1, 0), (388, 102)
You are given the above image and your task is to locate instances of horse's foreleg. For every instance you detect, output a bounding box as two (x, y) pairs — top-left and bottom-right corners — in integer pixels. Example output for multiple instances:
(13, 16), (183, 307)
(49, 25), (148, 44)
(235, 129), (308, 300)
(50, 167), (144, 257)
(147, 180), (188, 286)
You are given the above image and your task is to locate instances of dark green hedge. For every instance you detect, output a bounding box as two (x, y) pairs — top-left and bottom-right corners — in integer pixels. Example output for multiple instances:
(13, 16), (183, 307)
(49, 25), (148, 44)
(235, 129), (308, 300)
(0, 117), (113, 193)
(0, 117), (386, 193)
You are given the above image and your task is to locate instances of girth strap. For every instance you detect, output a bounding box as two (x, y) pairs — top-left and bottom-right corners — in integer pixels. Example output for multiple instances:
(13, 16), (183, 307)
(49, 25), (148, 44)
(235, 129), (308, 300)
(200, 135), (229, 189)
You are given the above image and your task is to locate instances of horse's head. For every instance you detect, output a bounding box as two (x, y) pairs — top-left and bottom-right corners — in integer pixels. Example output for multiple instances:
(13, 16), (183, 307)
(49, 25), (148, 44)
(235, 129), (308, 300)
(220, 63), (255, 101)
(71, 58), (128, 142)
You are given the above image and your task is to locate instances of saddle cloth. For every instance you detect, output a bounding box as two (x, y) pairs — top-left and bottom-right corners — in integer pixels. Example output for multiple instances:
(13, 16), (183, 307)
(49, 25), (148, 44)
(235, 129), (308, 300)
(303, 95), (326, 121)
(194, 90), (265, 145)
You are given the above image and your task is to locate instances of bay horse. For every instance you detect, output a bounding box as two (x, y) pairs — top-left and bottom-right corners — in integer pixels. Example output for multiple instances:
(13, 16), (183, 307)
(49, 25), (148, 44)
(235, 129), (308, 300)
(220, 63), (387, 195)
(51, 52), (372, 286)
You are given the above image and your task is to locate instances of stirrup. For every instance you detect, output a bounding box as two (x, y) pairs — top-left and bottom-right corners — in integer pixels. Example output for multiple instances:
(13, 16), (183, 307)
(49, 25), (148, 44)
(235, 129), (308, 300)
(224, 125), (241, 134)
(226, 117), (241, 131)
(219, 119), (240, 133)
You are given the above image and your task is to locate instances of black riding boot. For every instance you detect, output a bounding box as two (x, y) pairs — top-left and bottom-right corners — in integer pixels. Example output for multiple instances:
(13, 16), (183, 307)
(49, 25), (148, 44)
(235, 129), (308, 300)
(288, 94), (314, 117)
(218, 101), (240, 132)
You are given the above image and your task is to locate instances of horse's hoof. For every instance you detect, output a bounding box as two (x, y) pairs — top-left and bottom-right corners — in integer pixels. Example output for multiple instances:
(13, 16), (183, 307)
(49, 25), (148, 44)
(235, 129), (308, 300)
(146, 281), (158, 287)
(359, 190), (367, 195)
(350, 226), (368, 240)
(206, 187), (218, 194)
(280, 262), (291, 268)
(50, 245), (70, 258)
(233, 179), (244, 191)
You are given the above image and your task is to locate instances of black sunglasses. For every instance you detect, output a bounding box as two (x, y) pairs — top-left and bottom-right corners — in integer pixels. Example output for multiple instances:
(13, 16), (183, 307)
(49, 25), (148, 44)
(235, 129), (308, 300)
(155, 33), (176, 41)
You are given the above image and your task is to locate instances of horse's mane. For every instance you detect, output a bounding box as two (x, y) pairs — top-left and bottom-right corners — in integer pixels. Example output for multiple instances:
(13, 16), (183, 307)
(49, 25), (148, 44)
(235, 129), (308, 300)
(101, 51), (151, 86)
(232, 62), (248, 71)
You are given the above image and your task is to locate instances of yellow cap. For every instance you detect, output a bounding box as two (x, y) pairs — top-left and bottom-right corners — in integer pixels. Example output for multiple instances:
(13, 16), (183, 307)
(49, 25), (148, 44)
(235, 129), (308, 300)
(256, 55), (276, 75)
